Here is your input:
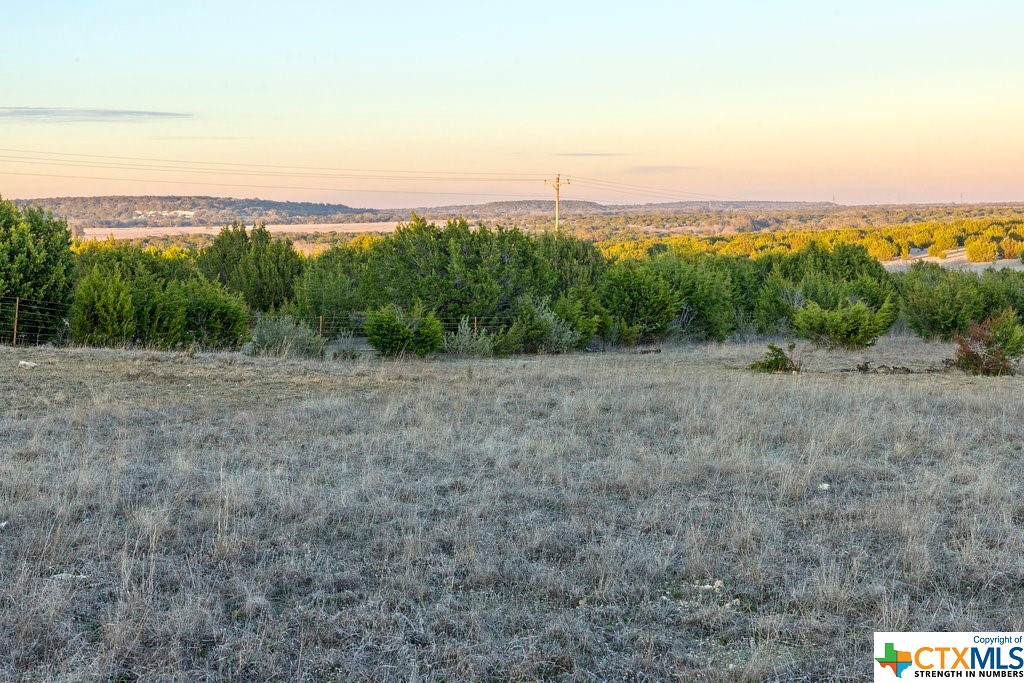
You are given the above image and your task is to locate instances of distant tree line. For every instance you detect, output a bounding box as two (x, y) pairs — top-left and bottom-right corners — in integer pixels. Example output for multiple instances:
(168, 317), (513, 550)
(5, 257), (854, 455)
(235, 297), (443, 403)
(19, 194), (1024, 242)
(13, 196), (381, 230)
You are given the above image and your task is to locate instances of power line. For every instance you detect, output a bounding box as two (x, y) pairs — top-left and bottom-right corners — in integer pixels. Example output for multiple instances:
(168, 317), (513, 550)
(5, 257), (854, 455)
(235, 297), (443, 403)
(0, 147), (548, 178)
(0, 155), (544, 184)
(572, 175), (730, 201)
(0, 171), (547, 199)
(571, 179), (718, 204)
(571, 179), (693, 203)
(0, 146), (734, 204)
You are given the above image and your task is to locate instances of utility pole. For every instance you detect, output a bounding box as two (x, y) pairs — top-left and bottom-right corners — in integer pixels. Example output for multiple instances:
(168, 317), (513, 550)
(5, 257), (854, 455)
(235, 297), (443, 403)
(544, 174), (569, 233)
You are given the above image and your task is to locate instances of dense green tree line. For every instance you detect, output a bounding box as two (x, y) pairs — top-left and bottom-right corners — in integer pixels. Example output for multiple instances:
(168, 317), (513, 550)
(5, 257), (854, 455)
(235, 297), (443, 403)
(0, 200), (74, 339)
(3, 196), (1024, 354)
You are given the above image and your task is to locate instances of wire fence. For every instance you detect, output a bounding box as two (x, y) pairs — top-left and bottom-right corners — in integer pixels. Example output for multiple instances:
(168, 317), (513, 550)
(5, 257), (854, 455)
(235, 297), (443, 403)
(0, 294), (517, 349)
(0, 296), (70, 347)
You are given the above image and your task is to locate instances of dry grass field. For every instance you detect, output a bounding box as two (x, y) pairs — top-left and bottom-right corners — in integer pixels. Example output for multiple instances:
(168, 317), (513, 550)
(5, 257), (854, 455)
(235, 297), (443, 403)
(1, 338), (1022, 681)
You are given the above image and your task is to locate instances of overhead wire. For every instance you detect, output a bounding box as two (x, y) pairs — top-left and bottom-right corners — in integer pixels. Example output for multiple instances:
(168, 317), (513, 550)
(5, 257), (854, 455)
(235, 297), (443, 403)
(0, 147), (548, 178)
(0, 155), (547, 183)
(571, 176), (731, 201)
(0, 171), (547, 198)
(571, 179), (713, 203)
(0, 147), (732, 204)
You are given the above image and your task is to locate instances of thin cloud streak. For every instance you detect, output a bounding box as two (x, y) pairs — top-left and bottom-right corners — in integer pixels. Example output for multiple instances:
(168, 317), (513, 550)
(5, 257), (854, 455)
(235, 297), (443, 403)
(555, 152), (627, 157)
(151, 135), (253, 140)
(626, 165), (703, 174)
(0, 107), (192, 122)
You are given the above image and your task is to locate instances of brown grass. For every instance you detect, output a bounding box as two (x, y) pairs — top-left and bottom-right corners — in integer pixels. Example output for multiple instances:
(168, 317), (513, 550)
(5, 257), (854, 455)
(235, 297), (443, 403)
(1, 337), (1022, 681)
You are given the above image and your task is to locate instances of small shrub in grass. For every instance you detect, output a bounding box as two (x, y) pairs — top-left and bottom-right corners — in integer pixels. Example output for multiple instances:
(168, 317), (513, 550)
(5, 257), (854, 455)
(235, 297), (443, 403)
(954, 309), (1024, 376)
(600, 316), (640, 347)
(505, 297), (580, 354)
(443, 317), (494, 357)
(365, 303), (442, 357)
(325, 328), (360, 360)
(250, 315), (325, 359)
(750, 343), (802, 373)
(793, 297), (896, 349)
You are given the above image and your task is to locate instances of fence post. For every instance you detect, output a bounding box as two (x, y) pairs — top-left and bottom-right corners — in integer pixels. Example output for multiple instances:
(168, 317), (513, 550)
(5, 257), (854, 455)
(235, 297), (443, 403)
(11, 297), (18, 347)
(473, 317), (477, 333)
(319, 316), (324, 337)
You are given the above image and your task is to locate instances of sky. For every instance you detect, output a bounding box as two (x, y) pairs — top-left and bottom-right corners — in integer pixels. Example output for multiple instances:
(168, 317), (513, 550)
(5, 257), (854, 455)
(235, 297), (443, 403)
(3, 0), (1023, 208)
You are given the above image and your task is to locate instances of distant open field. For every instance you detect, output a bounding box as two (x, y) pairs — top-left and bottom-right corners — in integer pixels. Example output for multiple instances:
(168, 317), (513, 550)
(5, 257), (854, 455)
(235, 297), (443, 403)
(2, 338), (1022, 680)
(79, 221), (403, 241)
(883, 247), (1024, 272)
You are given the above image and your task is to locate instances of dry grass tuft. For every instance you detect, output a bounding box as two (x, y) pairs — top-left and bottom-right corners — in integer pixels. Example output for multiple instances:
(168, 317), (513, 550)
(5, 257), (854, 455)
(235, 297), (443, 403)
(1, 336), (1021, 680)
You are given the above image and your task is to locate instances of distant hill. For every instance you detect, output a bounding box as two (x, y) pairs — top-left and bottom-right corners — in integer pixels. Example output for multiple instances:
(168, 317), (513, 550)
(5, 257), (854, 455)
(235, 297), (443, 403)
(11, 194), (845, 230)
(12, 195), (381, 229)
(611, 201), (838, 211)
(15, 194), (1024, 243)
(414, 200), (608, 219)
(410, 199), (837, 220)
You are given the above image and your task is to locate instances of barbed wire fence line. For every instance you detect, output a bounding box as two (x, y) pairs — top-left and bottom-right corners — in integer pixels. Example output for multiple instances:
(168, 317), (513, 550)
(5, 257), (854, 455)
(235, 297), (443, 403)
(0, 296), (72, 347)
(0, 293), (516, 350)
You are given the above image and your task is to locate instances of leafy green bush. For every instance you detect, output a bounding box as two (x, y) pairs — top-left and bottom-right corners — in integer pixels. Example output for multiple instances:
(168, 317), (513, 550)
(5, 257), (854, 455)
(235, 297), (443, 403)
(365, 303), (442, 357)
(978, 269), (1024, 316)
(249, 315), (325, 358)
(750, 343), (802, 373)
(897, 263), (983, 340)
(181, 277), (250, 349)
(792, 297), (896, 348)
(551, 286), (605, 348)
(954, 309), (1024, 376)
(751, 271), (796, 334)
(197, 221), (304, 311)
(0, 199), (74, 342)
(599, 316), (640, 347)
(964, 237), (999, 263)
(134, 280), (188, 349)
(599, 262), (679, 341)
(864, 238), (898, 262)
(360, 216), (565, 321)
(504, 297), (580, 354)
(1001, 237), (1024, 260)
(292, 245), (361, 337)
(928, 230), (959, 258)
(71, 265), (135, 347)
(443, 317), (495, 357)
(648, 255), (736, 341)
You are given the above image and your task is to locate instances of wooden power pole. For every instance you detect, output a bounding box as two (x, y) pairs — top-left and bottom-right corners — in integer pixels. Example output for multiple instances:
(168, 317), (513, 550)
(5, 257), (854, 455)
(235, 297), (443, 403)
(544, 174), (570, 233)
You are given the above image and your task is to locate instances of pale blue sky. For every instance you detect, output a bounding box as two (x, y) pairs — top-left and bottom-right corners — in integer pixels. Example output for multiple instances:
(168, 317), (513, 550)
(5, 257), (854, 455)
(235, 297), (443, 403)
(3, 1), (1023, 206)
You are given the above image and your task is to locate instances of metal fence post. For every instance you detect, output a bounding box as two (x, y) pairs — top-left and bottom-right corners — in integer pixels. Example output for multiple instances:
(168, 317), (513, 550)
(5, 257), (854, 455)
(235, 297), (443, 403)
(11, 297), (18, 347)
